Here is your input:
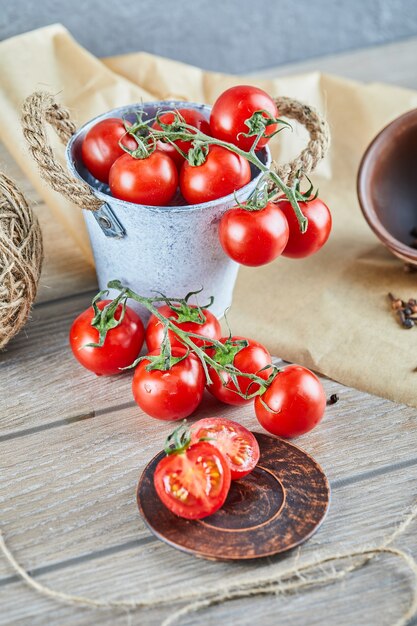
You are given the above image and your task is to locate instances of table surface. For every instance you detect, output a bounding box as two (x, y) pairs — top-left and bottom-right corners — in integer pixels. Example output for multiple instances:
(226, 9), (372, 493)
(1, 36), (417, 626)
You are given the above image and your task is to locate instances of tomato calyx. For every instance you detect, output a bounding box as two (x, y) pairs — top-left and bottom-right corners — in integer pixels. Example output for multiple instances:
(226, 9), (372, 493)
(274, 172), (319, 205)
(87, 289), (129, 348)
(240, 109), (291, 151)
(256, 365), (284, 412)
(141, 349), (191, 373)
(209, 337), (249, 367)
(186, 142), (209, 166)
(157, 287), (214, 325)
(164, 421), (192, 455)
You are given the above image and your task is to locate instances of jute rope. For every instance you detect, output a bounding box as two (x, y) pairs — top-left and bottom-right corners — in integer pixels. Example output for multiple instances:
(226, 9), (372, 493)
(0, 173), (43, 349)
(21, 92), (330, 211)
(21, 92), (102, 211)
(273, 96), (330, 187)
(1, 501), (416, 626)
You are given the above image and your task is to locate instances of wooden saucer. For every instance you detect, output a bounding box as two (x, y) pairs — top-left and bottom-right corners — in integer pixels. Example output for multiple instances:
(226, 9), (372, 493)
(137, 432), (330, 561)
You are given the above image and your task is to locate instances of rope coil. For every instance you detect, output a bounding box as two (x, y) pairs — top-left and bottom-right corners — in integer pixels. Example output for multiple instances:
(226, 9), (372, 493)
(21, 91), (330, 211)
(0, 173), (43, 349)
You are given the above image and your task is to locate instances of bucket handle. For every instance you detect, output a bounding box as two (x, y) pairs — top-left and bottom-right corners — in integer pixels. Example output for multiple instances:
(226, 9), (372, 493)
(21, 92), (125, 238)
(272, 96), (330, 187)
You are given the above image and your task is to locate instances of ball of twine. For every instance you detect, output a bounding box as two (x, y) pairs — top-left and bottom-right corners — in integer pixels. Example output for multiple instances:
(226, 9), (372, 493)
(0, 173), (43, 349)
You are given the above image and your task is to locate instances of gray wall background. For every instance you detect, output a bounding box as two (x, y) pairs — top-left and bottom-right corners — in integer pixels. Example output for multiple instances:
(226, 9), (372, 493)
(1, 0), (417, 73)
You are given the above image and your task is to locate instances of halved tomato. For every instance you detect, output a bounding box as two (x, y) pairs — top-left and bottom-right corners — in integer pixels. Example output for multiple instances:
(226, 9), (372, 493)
(153, 441), (231, 519)
(191, 417), (259, 480)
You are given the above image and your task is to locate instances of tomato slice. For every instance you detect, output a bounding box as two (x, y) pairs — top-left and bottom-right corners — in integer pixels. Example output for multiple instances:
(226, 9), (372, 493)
(153, 441), (231, 519)
(191, 418), (260, 480)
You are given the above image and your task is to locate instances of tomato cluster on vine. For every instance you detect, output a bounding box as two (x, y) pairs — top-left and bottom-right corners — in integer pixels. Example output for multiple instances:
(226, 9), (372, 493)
(70, 284), (327, 441)
(81, 85), (332, 268)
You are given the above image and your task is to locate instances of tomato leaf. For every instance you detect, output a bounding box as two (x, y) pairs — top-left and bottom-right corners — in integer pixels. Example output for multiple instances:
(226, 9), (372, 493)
(87, 290), (128, 348)
(186, 142), (209, 166)
(164, 421), (192, 455)
(210, 337), (249, 367)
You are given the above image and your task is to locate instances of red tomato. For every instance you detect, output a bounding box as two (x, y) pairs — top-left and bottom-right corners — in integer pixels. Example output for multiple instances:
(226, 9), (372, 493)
(145, 304), (221, 352)
(207, 337), (272, 406)
(279, 197), (332, 258)
(81, 118), (138, 183)
(180, 145), (251, 205)
(210, 85), (278, 152)
(109, 151), (178, 206)
(152, 108), (210, 164)
(154, 441), (231, 519)
(191, 418), (259, 480)
(154, 140), (185, 170)
(254, 365), (326, 438)
(132, 348), (205, 420)
(219, 202), (289, 266)
(69, 300), (145, 376)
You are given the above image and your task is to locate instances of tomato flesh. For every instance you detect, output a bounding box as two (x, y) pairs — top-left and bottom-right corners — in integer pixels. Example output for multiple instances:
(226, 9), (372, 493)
(191, 418), (259, 480)
(154, 441), (231, 519)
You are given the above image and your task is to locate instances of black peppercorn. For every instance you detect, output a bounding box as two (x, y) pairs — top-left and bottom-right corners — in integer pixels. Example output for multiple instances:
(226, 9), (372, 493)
(326, 393), (339, 405)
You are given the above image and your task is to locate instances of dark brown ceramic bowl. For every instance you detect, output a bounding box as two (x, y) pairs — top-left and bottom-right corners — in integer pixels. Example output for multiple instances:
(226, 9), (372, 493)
(357, 108), (417, 266)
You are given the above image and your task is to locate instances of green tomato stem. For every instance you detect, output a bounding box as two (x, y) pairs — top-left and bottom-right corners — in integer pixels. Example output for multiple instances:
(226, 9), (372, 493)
(129, 117), (309, 233)
(106, 282), (271, 393)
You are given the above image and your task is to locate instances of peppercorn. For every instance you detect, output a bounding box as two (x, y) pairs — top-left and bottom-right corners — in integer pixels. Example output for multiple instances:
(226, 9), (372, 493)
(404, 307), (412, 316)
(326, 393), (339, 406)
(404, 318), (414, 329)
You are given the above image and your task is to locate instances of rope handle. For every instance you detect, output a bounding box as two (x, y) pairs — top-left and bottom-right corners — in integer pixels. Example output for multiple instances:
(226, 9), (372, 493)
(21, 92), (330, 211)
(21, 92), (102, 211)
(272, 96), (330, 187)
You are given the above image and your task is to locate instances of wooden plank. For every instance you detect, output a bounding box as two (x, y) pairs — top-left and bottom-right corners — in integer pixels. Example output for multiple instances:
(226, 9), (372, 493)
(0, 387), (416, 579)
(0, 465), (415, 626)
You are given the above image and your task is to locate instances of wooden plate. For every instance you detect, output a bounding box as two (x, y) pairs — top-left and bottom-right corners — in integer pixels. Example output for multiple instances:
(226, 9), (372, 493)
(137, 432), (330, 561)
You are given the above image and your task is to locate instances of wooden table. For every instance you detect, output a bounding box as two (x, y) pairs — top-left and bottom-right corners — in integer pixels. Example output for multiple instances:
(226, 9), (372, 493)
(1, 38), (417, 626)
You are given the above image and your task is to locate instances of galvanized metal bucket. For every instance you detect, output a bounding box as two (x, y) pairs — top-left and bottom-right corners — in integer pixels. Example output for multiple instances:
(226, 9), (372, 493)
(66, 101), (271, 320)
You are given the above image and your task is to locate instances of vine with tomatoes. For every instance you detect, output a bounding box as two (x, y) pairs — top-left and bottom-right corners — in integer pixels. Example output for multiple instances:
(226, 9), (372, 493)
(70, 281), (327, 439)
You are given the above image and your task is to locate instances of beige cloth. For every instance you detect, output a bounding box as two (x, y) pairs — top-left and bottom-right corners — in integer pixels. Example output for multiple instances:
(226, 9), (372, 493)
(1, 24), (417, 407)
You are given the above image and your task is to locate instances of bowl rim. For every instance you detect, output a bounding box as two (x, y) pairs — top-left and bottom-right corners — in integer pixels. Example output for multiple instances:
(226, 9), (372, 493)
(65, 100), (271, 214)
(357, 107), (417, 262)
